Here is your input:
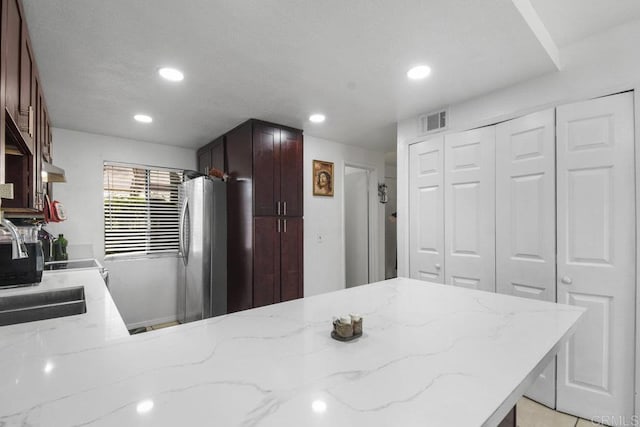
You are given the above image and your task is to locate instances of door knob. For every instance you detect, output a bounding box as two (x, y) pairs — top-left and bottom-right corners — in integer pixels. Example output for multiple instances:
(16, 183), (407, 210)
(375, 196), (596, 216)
(561, 276), (572, 285)
(435, 264), (441, 270)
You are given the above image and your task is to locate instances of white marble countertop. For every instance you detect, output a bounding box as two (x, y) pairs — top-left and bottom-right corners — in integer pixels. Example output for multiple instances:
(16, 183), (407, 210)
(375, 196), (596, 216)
(0, 276), (583, 427)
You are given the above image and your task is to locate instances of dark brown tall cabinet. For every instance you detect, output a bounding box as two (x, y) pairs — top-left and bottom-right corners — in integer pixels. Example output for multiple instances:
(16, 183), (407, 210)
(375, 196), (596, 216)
(199, 119), (303, 313)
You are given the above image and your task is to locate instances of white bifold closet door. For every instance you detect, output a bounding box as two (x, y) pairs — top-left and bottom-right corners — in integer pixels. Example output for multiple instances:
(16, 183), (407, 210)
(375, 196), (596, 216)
(556, 92), (635, 420)
(409, 135), (445, 283)
(496, 108), (557, 407)
(444, 127), (495, 291)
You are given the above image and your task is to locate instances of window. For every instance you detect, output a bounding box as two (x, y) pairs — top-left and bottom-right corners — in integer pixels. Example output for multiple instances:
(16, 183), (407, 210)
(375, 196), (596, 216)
(103, 162), (183, 256)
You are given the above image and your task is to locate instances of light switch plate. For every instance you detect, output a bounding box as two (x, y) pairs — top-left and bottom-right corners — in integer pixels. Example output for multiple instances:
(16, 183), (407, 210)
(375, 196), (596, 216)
(0, 183), (14, 200)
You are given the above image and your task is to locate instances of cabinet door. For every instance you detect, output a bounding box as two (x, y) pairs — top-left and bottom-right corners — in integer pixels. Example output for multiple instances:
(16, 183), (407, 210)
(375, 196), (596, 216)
(444, 127), (495, 292)
(409, 136), (445, 283)
(211, 138), (225, 172)
(226, 123), (253, 313)
(279, 129), (303, 217)
(253, 123), (280, 216)
(20, 27), (35, 152)
(253, 217), (280, 307)
(556, 92), (635, 420)
(5, 0), (22, 123)
(280, 217), (303, 301)
(197, 146), (212, 175)
(496, 109), (556, 407)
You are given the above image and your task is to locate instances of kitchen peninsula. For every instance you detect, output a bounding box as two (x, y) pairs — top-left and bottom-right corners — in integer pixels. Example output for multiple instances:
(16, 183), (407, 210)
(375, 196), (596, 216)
(0, 272), (583, 426)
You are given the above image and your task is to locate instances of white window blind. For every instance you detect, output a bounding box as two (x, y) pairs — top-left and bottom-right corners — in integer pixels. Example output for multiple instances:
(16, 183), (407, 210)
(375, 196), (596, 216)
(103, 162), (183, 256)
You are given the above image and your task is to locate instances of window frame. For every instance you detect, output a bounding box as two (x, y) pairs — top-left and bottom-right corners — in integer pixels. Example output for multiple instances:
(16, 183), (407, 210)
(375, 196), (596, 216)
(103, 161), (183, 260)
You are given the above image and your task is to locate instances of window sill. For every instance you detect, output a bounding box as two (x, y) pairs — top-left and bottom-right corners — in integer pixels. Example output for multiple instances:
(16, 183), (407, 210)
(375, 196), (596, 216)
(104, 252), (180, 262)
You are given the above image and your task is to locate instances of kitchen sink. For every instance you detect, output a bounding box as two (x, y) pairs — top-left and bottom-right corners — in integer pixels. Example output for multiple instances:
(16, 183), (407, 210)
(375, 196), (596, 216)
(0, 286), (86, 326)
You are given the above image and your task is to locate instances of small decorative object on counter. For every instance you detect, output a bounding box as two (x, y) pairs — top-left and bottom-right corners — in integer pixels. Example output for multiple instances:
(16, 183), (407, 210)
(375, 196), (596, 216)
(207, 167), (229, 181)
(331, 314), (363, 341)
(351, 313), (363, 335)
(53, 234), (68, 261)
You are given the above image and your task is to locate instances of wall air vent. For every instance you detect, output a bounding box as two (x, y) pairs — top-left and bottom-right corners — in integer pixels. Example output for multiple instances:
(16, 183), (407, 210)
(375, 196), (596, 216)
(418, 109), (447, 134)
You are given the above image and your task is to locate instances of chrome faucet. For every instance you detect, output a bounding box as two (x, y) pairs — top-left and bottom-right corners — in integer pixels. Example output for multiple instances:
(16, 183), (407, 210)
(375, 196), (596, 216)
(1, 218), (29, 259)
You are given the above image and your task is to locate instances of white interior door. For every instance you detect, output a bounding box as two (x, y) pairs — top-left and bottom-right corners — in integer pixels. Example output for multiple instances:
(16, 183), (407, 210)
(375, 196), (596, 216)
(556, 92), (635, 420)
(444, 127), (496, 292)
(496, 108), (557, 407)
(409, 136), (444, 283)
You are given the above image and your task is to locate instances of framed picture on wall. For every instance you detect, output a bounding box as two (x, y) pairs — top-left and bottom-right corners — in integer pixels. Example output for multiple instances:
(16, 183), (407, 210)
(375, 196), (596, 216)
(313, 160), (334, 197)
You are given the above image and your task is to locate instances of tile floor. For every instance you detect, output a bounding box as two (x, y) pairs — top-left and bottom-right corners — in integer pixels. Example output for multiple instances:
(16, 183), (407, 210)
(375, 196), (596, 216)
(517, 397), (602, 426)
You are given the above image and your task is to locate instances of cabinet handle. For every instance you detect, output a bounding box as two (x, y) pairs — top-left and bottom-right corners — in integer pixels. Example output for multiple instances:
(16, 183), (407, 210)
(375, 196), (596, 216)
(283, 201), (287, 216)
(277, 201), (281, 215)
(283, 219), (287, 233)
(277, 219), (281, 233)
(561, 276), (573, 285)
(435, 264), (441, 270)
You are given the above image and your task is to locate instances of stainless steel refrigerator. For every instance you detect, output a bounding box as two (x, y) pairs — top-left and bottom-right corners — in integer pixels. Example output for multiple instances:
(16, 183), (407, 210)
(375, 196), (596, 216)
(178, 176), (227, 323)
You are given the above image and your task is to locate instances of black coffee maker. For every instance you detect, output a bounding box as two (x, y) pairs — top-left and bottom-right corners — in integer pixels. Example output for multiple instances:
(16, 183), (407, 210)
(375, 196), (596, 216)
(0, 223), (44, 287)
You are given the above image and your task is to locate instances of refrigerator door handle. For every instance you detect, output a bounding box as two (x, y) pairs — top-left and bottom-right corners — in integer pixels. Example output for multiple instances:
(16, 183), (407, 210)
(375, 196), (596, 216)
(180, 199), (189, 265)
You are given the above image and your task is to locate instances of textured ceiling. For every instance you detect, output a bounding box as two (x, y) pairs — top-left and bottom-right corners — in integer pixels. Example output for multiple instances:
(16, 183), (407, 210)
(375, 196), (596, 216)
(20, 1), (640, 152)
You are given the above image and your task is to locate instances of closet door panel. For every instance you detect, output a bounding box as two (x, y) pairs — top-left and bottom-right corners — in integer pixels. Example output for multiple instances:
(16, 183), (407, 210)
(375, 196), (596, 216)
(444, 127), (495, 292)
(496, 108), (556, 407)
(409, 136), (445, 283)
(556, 92), (635, 420)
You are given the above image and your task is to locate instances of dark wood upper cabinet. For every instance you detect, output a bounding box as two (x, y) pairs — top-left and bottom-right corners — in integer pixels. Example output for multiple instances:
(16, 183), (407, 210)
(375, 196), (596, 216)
(5, 0), (22, 126)
(252, 122), (303, 217)
(197, 148), (211, 175)
(210, 138), (224, 171)
(253, 123), (280, 216)
(279, 128), (303, 217)
(197, 137), (225, 175)
(1, 0), (53, 213)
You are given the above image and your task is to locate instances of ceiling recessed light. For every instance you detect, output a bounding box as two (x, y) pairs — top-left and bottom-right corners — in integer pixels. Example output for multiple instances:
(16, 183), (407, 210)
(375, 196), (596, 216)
(309, 114), (326, 123)
(407, 65), (432, 80)
(158, 67), (184, 82)
(134, 114), (153, 123)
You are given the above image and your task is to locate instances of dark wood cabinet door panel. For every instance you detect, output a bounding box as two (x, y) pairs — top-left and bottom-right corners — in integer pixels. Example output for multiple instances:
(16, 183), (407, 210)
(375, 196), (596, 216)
(197, 147), (212, 175)
(211, 138), (225, 172)
(253, 217), (280, 307)
(280, 217), (303, 302)
(5, 0), (22, 122)
(279, 129), (303, 217)
(253, 123), (280, 216)
(226, 121), (252, 180)
(19, 27), (34, 152)
(227, 180), (253, 313)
